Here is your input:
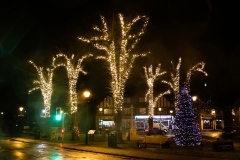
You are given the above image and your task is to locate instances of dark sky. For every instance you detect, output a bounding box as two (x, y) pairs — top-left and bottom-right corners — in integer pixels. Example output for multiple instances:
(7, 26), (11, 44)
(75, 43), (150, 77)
(1, 0), (240, 116)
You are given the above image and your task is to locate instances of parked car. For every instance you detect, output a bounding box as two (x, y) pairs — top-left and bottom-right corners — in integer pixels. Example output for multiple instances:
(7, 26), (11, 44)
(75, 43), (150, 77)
(222, 126), (236, 137)
(153, 123), (168, 133)
(145, 128), (167, 135)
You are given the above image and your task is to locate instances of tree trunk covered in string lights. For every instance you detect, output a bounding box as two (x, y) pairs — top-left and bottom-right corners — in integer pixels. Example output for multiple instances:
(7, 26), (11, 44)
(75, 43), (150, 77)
(29, 58), (56, 118)
(78, 13), (149, 142)
(53, 53), (92, 141)
(70, 112), (80, 141)
(162, 58), (207, 112)
(186, 62), (208, 93)
(144, 64), (170, 135)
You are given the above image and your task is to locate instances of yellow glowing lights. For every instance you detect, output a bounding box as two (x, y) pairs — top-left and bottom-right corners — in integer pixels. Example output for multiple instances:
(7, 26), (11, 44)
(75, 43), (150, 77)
(29, 58), (56, 117)
(53, 53), (93, 114)
(29, 53), (92, 117)
(83, 91), (91, 98)
(186, 62), (208, 92)
(78, 13), (149, 111)
(144, 64), (170, 118)
(162, 57), (181, 110)
(162, 58), (207, 111)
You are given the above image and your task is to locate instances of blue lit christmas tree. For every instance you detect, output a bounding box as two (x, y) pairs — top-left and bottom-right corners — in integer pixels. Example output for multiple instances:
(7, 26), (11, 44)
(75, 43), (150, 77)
(173, 85), (202, 146)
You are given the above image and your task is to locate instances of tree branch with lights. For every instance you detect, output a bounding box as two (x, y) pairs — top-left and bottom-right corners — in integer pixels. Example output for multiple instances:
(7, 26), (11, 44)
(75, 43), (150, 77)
(52, 53), (93, 114)
(186, 62), (208, 92)
(52, 52), (92, 141)
(162, 57), (181, 111)
(144, 64), (170, 118)
(28, 58), (56, 118)
(144, 64), (170, 135)
(78, 13), (149, 141)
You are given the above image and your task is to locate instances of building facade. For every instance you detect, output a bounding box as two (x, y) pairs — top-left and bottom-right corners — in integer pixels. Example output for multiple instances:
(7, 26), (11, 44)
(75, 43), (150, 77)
(95, 96), (224, 132)
(95, 96), (175, 133)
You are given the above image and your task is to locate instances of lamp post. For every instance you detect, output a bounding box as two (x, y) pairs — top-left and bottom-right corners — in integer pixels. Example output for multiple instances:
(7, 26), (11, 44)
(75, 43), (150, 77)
(192, 96), (197, 102)
(19, 107), (24, 116)
(212, 109), (216, 130)
(18, 107), (24, 135)
(83, 90), (90, 145)
(170, 110), (173, 122)
(170, 110), (173, 125)
(158, 108), (162, 122)
(169, 110), (173, 134)
(99, 107), (103, 134)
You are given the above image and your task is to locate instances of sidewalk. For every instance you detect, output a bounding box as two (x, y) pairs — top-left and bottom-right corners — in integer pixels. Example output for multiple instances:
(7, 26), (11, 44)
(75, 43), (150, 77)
(10, 132), (240, 160)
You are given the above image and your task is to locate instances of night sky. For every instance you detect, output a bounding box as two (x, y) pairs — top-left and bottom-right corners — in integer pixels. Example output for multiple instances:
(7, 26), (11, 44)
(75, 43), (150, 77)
(1, 0), (240, 118)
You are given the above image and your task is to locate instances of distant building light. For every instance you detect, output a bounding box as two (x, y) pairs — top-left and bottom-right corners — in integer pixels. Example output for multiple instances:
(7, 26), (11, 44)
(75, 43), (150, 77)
(192, 96), (197, 101)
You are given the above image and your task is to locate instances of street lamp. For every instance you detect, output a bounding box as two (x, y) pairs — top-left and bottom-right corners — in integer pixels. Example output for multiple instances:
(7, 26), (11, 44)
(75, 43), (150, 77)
(83, 90), (91, 145)
(158, 108), (162, 122)
(19, 107), (24, 116)
(99, 107), (103, 133)
(212, 109), (216, 130)
(170, 110), (173, 122)
(192, 96), (197, 102)
(19, 107), (23, 112)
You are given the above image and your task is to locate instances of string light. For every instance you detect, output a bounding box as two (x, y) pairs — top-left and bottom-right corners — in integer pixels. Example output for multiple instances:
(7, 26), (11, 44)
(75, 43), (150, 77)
(28, 58), (56, 117)
(78, 13), (149, 111)
(162, 57), (181, 111)
(186, 62), (208, 92)
(53, 53), (93, 114)
(144, 64), (170, 118)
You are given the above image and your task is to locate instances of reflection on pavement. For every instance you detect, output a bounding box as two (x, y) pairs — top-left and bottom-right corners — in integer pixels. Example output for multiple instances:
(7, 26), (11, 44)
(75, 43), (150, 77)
(201, 130), (222, 138)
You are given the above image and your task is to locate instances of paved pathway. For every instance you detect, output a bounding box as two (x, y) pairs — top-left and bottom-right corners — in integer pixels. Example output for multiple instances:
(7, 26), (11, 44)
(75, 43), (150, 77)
(9, 136), (221, 160)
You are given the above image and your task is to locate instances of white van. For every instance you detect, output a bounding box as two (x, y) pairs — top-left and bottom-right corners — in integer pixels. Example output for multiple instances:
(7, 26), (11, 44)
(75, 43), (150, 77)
(153, 123), (168, 133)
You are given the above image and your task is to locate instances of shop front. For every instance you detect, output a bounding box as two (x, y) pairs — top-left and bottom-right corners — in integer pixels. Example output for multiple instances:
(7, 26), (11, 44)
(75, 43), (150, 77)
(134, 115), (173, 130)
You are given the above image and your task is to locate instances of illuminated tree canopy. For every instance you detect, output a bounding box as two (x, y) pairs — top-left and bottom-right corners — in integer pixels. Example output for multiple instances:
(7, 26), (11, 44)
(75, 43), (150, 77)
(52, 53), (92, 114)
(162, 58), (207, 111)
(28, 57), (57, 117)
(144, 64), (170, 118)
(78, 13), (149, 111)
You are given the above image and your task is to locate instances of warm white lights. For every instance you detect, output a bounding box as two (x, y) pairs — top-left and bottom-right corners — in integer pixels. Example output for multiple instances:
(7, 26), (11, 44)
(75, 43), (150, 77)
(29, 58), (56, 117)
(29, 53), (92, 117)
(186, 62), (208, 92)
(19, 107), (24, 112)
(162, 57), (181, 110)
(162, 58), (207, 111)
(78, 13), (149, 111)
(192, 96), (197, 102)
(144, 64), (170, 118)
(83, 91), (91, 98)
(53, 53), (92, 114)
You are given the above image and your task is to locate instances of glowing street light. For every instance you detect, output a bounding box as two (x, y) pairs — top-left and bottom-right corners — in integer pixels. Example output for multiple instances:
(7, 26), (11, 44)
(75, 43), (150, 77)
(84, 90), (91, 145)
(170, 110), (173, 122)
(158, 108), (162, 122)
(83, 91), (90, 98)
(99, 107), (103, 133)
(19, 107), (24, 112)
(192, 96), (197, 102)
